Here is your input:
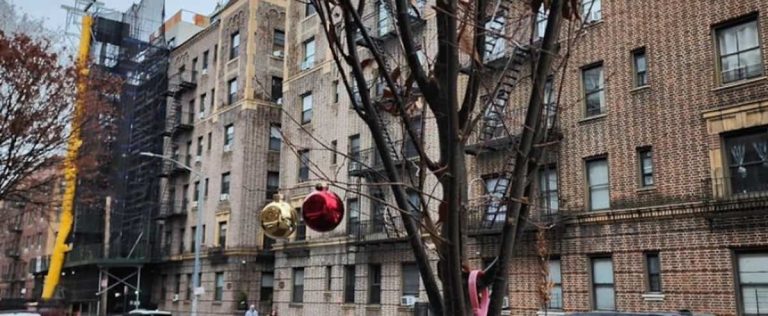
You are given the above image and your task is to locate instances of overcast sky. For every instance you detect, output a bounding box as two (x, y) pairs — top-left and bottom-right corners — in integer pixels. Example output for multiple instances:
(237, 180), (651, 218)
(11, 0), (220, 32)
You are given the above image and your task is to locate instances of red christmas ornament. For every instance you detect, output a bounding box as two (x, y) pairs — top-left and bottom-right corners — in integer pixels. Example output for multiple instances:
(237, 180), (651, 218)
(301, 184), (344, 232)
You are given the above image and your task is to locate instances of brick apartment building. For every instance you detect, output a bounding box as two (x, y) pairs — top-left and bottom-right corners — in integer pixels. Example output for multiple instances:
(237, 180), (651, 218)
(0, 170), (60, 304)
(151, 0), (285, 315)
(274, 0), (768, 316)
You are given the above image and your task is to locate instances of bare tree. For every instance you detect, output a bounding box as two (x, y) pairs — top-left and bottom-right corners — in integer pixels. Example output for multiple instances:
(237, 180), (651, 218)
(287, 0), (584, 313)
(0, 31), (118, 206)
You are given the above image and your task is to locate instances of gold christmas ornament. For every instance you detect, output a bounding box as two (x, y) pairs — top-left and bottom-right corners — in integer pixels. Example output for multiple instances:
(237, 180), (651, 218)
(260, 194), (298, 239)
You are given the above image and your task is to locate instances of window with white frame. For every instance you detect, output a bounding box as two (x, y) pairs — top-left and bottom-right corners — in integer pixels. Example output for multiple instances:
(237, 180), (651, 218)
(581, 0), (601, 23)
(301, 38), (316, 70)
(378, 1), (393, 36)
(548, 259), (563, 310)
(401, 263), (420, 297)
(539, 165), (558, 215)
(639, 148), (654, 187)
(292, 268), (304, 303)
(587, 158), (610, 210)
(228, 78), (238, 105)
(301, 92), (313, 124)
(536, 5), (548, 40)
(269, 124), (282, 151)
(724, 127), (768, 194)
(484, 176), (509, 224)
(298, 150), (310, 182)
(224, 124), (234, 150)
(230, 31), (240, 59)
(716, 18), (763, 84)
(633, 48), (648, 87)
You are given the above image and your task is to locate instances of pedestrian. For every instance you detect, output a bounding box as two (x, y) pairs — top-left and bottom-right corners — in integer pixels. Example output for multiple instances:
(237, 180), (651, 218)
(245, 304), (259, 316)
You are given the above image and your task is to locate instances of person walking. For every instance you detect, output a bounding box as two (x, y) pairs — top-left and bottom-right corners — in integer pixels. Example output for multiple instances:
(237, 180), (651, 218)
(245, 304), (259, 316)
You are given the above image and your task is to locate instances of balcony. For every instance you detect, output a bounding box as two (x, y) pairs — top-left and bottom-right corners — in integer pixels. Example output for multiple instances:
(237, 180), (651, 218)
(465, 104), (559, 155)
(466, 204), (505, 235)
(348, 218), (406, 244)
(353, 0), (426, 47)
(705, 176), (768, 216)
(158, 199), (188, 219)
(168, 155), (192, 176)
(208, 246), (227, 264)
(4, 248), (20, 259)
(168, 70), (198, 95)
(348, 140), (420, 177)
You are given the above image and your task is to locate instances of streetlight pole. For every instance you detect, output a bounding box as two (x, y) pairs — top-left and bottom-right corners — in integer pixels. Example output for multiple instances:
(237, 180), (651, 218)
(140, 152), (204, 316)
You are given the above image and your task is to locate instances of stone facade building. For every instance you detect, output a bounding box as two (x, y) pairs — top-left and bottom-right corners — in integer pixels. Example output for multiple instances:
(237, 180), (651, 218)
(152, 0), (285, 315)
(274, 0), (768, 316)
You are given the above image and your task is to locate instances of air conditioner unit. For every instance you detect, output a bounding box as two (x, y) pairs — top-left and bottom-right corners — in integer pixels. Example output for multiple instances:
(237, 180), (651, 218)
(194, 155), (202, 163)
(201, 68), (208, 75)
(172, 294), (180, 302)
(400, 295), (417, 307)
(191, 201), (198, 207)
(502, 296), (510, 309)
(198, 112), (205, 119)
(220, 193), (230, 201)
(273, 50), (284, 58)
(589, 10), (602, 22)
(300, 59), (313, 70)
(223, 144), (232, 152)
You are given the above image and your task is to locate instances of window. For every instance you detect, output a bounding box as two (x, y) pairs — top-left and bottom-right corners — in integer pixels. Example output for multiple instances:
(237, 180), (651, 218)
(333, 80), (340, 103)
(225, 124), (234, 148)
(189, 99), (196, 122)
(292, 268), (304, 303)
(228, 78), (238, 105)
(214, 272), (224, 301)
(174, 274), (181, 294)
(266, 171), (279, 200)
(179, 228), (185, 253)
(737, 252), (768, 315)
(205, 178), (209, 199)
(218, 221), (227, 248)
(484, 176), (509, 224)
(581, 0), (601, 23)
(539, 166), (558, 215)
(272, 30), (285, 57)
(646, 253), (662, 293)
(369, 264), (382, 304)
(230, 31), (240, 59)
(160, 275), (167, 299)
(202, 50), (209, 69)
(716, 19), (763, 84)
(544, 79), (556, 128)
(724, 128), (768, 194)
(221, 172), (231, 195)
(301, 38), (316, 70)
(325, 266), (332, 291)
(632, 48), (648, 87)
(210, 88), (216, 109)
(639, 148), (654, 187)
(197, 136), (203, 156)
(301, 92), (313, 124)
(269, 124), (281, 151)
(200, 94), (206, 114)
(407, 189), (420, 214)
(271, 77), (283, 104)
(186, 273), (193, 300)
(349, 134), (361, 165)
(582, 64), (605, 117)
(401, 263), (420, 297)
(587, 158), (610, 210)
(298, 150), (310, 182)
(260, 273), (274, 302)
(347, 198), (360, 234)
(191, 58), (198, 81)
(194, 181), (200, 203)
(207, 132), (212, 151)
(213, 44), (218, 62)
(331, 140), (338, 164)
(377, 1), (393, 36)
(344, 265), (356, 303)
(295, 210), (306, 240)
(591, 257), (615, 311)
(305, 2), (316, 16)
(548, 259), (562, 310)
(191, 226), (197, 251)
(536, 4), (548, 39)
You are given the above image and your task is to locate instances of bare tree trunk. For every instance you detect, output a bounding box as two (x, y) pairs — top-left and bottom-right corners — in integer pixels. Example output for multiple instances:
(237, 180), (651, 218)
(485, 0), (566, 314)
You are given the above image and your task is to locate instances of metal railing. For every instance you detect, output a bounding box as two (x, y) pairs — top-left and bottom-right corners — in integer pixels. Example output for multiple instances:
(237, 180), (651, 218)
(159, 198), (189, 218)
(348, 217), (406, 243)
(467, 103), (558, 146)
(348, 140), (420, 176)
(168, 70), (198, 93)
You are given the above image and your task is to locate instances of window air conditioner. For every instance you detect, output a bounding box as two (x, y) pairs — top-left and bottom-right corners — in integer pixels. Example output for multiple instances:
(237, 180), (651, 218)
(220, 193), (230, 201)
(198, 112), (205, 119)
(194, 155), (202, 163)
(191, 201), (198, 208)
(400, 295), (417, 307)
(201, 68), (208, 75)
(224, 144), (232, 152)
(172, 294), (179, 302)
(502, 296), (510, 309)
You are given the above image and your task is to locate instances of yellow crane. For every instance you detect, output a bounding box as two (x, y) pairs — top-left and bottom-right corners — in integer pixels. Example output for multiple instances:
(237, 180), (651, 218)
(42, 14), (93, 300)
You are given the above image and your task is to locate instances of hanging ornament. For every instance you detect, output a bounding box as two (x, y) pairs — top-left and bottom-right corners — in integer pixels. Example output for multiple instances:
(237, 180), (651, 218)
(260, 194), (298, 239)
(301, 183), (344, 232)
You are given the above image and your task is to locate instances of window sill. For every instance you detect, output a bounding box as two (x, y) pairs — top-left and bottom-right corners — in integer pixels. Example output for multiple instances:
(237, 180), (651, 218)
(341, 304), (355, 309)
(641, 293), (665, 301)
(365, 304), (381, 310)
(289, 303), (304, 308)
(712, 76), (767, 92)
(636, 186), (657, 193)
(212, 302), (223, 306)
(536, 311), (566, 316)
(582, 19), (604, 30)
(226, 57), (239, 66)
(631, 85), (650, 93)
(579, 113), (607, 124)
